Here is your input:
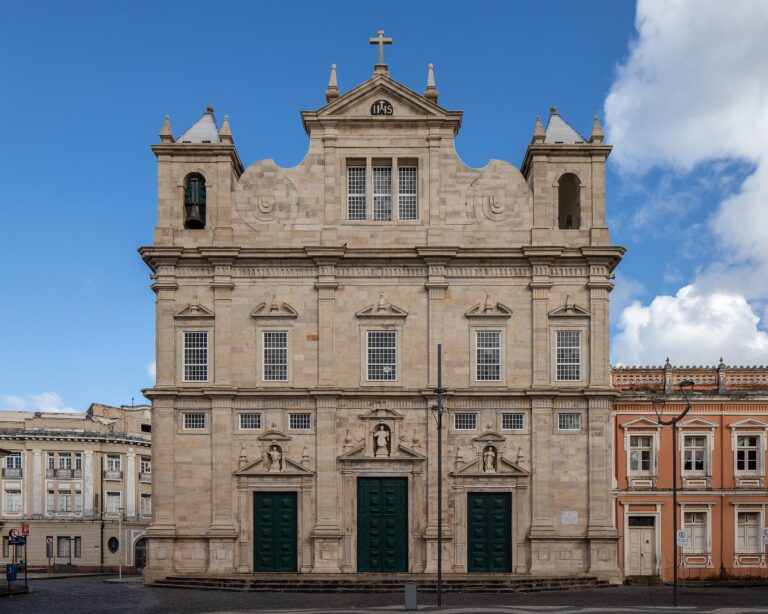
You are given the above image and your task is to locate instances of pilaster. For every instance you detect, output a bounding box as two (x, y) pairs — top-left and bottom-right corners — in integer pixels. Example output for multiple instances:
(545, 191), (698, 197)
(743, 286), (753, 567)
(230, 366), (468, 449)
(146, 394), (176, 535)
(32, 449), (42, 516)
(83, 450), (94, 517)
(528, 257), (553, 387)
(587, 260), (613, 388)
(126, 447), (136, 518)
(150, 254), (180, 388)
(309, 249), (344, 387)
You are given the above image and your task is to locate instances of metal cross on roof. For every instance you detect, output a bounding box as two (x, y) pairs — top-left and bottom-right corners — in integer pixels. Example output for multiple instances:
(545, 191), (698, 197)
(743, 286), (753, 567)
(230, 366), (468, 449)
(369, 30), (392, 66)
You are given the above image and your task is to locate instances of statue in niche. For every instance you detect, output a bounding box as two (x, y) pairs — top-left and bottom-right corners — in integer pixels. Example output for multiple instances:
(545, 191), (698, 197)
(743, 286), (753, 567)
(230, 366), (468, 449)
(374, 424), (390, 457)
(483, 446), (497, 473)
(268, 445), (283, 472)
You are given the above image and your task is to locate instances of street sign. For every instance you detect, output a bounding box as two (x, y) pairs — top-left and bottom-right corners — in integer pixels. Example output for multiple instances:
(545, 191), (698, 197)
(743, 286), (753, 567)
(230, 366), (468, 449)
(762, 528), (768, 546)
(46, 536), (53, 545)
(8, 529), (19, 540)
(676, 529), (688, 546)
(21, 523), (29, 536)
(9, 536), (25, 546)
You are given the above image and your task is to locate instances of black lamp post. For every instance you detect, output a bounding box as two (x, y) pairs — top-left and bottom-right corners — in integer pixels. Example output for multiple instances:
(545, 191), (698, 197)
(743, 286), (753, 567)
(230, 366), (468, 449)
(431, 344), (447, 608)
(652, 378), (694, 607)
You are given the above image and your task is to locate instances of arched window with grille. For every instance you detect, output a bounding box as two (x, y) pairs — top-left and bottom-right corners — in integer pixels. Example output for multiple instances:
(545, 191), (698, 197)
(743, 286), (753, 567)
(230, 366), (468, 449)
(184, 173), (206, 229)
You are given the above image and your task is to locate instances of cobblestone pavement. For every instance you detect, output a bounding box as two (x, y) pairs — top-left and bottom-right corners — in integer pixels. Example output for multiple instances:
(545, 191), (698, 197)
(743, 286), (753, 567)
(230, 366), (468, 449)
(3, 577), (768, 613)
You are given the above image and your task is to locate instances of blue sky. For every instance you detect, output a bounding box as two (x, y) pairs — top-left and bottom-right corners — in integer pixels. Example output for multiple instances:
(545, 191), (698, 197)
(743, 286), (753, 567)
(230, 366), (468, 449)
(2, 1), (767, 412)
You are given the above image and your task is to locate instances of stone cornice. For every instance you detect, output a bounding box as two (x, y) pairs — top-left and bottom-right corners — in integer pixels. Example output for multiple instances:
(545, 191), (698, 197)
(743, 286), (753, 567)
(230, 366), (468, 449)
(150, 143), (244, 177)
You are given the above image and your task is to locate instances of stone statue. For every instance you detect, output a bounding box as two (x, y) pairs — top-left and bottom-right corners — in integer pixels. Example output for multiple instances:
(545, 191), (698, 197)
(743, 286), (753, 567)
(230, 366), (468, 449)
(374, 425), (390, 457)
(268, 445), (282, 472)
(483, 447), (496, 473)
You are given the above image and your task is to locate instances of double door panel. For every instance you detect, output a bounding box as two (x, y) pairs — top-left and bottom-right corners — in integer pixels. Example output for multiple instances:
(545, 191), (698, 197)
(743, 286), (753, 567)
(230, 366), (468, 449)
(253, 492), (297, 572)
(357, 477), (408, 572)
(627, 527), (655, 575)
(467, 492), (512, 572)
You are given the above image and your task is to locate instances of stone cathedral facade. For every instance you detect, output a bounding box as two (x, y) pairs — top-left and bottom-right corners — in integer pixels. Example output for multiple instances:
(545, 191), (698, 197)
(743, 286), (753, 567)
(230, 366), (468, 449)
(140, 36), (623, 583)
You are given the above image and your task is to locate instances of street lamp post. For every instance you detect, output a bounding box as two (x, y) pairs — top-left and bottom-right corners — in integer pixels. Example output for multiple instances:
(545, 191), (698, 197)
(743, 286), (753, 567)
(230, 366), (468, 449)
(117, 506), (123, 580)
(431, 344), (447, 608)
(653, 379), (694, 608)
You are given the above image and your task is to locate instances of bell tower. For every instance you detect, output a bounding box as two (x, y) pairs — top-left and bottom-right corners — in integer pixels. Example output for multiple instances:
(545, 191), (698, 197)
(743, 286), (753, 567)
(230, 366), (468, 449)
(521, 107), (611, 247)
(151, 106), (243, 247)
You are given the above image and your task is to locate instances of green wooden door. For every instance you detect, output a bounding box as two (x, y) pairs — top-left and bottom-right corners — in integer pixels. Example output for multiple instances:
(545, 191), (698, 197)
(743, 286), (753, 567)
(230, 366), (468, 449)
(253, 492), (297, 572)
(357, 477), (408, 572)
(467, 492), (512, 572)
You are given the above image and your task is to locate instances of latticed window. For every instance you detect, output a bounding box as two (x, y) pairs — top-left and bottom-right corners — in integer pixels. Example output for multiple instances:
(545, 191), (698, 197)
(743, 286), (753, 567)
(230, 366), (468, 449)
(367, 330), (397, 381)
(106, 455), (121, 471)
(629, 435), (653, 473)
(398, 166), (417, 220)
(558, 413), (581, 431)
(373, 165), (392, 220)
(347, 165), (366, 220)
(476, 331), (501, 381)
(683, 436), (707, 473)
(263, 331), (288, 381)
(502, 413), (524, 430)
(737, 512), (760, 553)
(59, 452), (72, 469)
(140, 457), (151, 474)
(239, 413), (262, 430)
(556, 331), (581, 381)
(289, 413), (311, 430)
(183, 331), (208, 381)
(683, 511), (707, 553)
(454, 413), (477, 430)
(58, 491), (72, 513)
(736, 435), (759, 472)
(183, 412), (206, 430)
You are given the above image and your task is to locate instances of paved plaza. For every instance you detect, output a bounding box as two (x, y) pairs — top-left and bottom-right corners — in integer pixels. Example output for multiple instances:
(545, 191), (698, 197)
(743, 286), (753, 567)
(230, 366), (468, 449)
(3, 576), (768, 613)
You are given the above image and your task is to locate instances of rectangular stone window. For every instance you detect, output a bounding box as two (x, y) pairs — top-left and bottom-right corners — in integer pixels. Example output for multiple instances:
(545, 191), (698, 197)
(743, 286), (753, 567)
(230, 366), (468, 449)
(263, 330), (288, 381)
(183, 412), (206, 430)
(453, 412), (477, 431)
(737, 511), (760, 553)
(183, 331), (208, 382)
(106, 455), (121, 472)
(74, 536), (82, 558)
(105, 491), (121, 514)
(683, 511), (707, 553)
(558, 412), (581, 431)
(4, 452), (21, 470)
(366, 330), (397, 381)
(556, 331), (581, 381)
(476, 330), (501, 381)
(502, 413), (524, 430)
(289, 413), (311, 430)
(239, 413), (262, 430)
(140, 457), (151, 474)
(398, 165), (418, 220)
(347, 164), (367, 220)
(57, 536), (71, 558)
(3, 489), (21, 514)
(736, 435), (759, 472)
(629, 435), (653, 474)
(683, 435), (707, 473)
(141, 494), (152, 517)
(373, 164), (393, 220)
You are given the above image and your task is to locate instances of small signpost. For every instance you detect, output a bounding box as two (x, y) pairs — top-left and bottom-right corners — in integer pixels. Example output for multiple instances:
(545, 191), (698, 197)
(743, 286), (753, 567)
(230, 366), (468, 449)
(6, 528), (28, 591)
(761, 528), (768, 546)
(47, 536), (53, 568)
(676, 529), (688, 547)
(21, 523), (29, 537)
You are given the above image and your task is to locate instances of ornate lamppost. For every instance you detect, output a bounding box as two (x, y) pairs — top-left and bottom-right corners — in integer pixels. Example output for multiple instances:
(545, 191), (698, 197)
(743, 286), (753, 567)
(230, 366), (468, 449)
(652, 378), (694, 607)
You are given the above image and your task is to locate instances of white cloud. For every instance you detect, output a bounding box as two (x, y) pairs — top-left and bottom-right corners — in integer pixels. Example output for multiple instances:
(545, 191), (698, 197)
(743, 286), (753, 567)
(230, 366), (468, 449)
(613, 286), (768, 366)
(605, 0), (768, 365)
(147, 360), (156, 380)
(0, 393), (80, 413)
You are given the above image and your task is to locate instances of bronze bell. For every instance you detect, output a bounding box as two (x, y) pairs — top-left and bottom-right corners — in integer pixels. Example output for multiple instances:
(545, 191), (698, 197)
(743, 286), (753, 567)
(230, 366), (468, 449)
(184, 204), (206, 229)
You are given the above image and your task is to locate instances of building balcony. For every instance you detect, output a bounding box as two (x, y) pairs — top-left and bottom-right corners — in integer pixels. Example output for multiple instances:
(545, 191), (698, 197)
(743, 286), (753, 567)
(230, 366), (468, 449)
(2, 468), (22, 478)
(45, 468), (82, 479)
(103, 470), (123, 481)
(139, 472), (151, 483)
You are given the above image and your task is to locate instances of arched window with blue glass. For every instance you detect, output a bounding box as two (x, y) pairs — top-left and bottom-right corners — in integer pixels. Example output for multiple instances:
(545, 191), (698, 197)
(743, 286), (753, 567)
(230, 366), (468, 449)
(184, 173), (206, 229)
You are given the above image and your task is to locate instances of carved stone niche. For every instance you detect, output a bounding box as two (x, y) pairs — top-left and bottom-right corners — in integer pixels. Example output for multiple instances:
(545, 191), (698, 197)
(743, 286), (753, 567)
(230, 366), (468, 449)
(450, 430), (529, 482)
(358, 403), (404, 458)
(259, 429), (291, 473)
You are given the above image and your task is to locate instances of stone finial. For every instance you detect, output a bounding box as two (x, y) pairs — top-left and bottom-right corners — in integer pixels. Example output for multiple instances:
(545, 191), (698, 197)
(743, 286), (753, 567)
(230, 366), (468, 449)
(483, 294), (493, 313)
(270, 294), (279, 312)
(717, 357), (727, 394)
(159, 114), (174, 143)
(589, 115), (604, 144)
(549, 105), (558, 115)
(424, 63), (438, 103)
(219, 114), (233, 144)
(206, 105), (214, 114)
(377, 293), (387, 312)
(238, 444), (247, 469)
(532, 115), (545, 143)
(325, 64), (339, 103)
(664, 358), (673, 394)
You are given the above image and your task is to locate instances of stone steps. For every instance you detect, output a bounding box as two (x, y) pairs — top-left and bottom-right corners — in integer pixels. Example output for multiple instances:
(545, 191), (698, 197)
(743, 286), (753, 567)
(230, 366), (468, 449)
(152, 574), (609, 593)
